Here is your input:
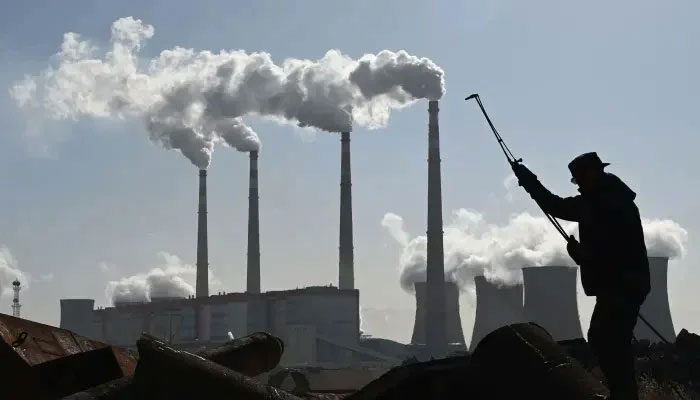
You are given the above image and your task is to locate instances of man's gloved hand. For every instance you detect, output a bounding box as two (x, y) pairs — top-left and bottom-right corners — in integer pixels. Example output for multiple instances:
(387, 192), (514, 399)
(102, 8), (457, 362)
(567, 235), (582, 265)
(511, 162), (538, 189)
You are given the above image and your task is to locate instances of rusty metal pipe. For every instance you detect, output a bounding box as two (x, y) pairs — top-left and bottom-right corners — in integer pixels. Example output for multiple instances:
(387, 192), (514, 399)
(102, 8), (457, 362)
(132, 335), (301, 400)
(472, 323), (608, 400)
(198, 331), (284, 377)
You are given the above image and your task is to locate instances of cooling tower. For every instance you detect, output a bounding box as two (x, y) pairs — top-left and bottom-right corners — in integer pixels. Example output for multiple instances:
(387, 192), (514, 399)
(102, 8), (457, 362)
(247, 151), (261, 294)
(60, 299), (96, 338)
(339, 131), (354, 290)
(469, 276), (526, 351)
(196, 169), (208, 298)
(523, 266), (583, 341)
(411, 281), (465, 346)
(425, 100), (447, 357)
(634, 256), (676, 342)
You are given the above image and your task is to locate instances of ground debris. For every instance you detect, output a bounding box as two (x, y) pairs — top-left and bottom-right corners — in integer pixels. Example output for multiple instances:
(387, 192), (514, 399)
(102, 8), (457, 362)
(3, 313), (699, 399)
(132, 334), (301, 399)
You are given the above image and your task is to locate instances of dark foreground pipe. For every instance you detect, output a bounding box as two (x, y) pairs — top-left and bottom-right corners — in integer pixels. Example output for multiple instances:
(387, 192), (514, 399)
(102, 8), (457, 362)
(132, 335), (301, 400)
(347, 356), (473, 400)
(61, 377), (133, 400)
(199, 331), (284, 377)
(62, 333), (285, 399)
(472, 323), (608, 400)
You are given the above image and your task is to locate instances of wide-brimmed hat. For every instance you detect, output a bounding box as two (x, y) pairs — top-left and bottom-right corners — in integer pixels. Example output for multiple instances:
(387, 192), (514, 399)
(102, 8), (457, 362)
(568, 152), (610, 177)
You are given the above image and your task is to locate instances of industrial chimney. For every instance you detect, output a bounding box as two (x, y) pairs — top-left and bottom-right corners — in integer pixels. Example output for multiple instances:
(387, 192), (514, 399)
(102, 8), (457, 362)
(426, 100), (447, 357)
(522, 266), (583, 341)
(634, 256), (676, 342)
(411, 281), (465, 346)
(196, 169), (209, 298)
(338, 131), (354, 290)
(470, 276), (526, 350)
(247, 151), (261, 294)
(195, 169), (210, 341)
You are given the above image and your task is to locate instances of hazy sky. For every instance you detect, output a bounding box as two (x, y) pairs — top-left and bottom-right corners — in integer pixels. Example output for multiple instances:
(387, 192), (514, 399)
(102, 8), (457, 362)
(1, 0), (698, 344)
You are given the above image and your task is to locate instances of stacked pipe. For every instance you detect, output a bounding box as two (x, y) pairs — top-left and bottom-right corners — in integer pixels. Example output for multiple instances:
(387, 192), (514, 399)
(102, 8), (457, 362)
(62, 332), (288, 399)
(472, 323), (608, 399)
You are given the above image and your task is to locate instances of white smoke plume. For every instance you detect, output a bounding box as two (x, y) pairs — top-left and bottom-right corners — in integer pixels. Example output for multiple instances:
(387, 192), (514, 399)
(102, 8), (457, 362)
(104, 251), (220, 305)
(382, 210), (688, 292)
(0, 247), (30, 297)
(643, 218), (689, 259)
(10, 17), (445, 168)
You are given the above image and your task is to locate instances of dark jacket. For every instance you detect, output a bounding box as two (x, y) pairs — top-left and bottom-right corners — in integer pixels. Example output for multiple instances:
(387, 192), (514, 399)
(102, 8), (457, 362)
(523, 172), (650, 299)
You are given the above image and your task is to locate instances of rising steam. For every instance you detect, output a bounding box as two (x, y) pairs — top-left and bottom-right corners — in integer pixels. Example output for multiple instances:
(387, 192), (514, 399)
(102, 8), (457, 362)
(382, 210), (689, 292)
(104, 252), (219, 304)
(10, 17), (445, 168)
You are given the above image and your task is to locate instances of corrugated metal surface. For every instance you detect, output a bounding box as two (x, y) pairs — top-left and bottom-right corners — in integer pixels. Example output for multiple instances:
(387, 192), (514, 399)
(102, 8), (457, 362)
(0, 313), (136, 375)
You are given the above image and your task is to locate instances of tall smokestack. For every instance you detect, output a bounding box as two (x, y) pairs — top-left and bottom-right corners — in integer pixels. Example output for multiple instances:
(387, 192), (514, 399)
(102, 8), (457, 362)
(634, 257), (676, 342)
(196, 169), (208, 298)
(426, 100), (447, 357)
(247, 151), (261, 294)
(339, 131), (354, 290)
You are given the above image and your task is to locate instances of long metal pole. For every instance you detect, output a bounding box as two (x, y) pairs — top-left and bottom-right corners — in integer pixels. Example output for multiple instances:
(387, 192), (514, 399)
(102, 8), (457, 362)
(465, 93), (672, 350)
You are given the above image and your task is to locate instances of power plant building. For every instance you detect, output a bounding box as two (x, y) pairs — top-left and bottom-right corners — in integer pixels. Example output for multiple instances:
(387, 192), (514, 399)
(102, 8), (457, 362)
(58, 101), (455, 366)
(60, 287), (377, 366)
(634, 256), (676, 342)
(522, 266), (584, 341)
(469, 276), (525, 350)
(410, 281), (465, 347)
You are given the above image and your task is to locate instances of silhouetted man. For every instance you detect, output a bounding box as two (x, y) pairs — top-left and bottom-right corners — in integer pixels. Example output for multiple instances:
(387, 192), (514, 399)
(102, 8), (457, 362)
(512, 152), (650, 400)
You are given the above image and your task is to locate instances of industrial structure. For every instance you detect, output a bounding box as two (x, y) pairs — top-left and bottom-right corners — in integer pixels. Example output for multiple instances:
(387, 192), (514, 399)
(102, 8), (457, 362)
(12, 279), (21, 318)
(411, 281), (465, 348)
(425, 100), (447, 358)
(469, 276), (525, 350)
(247, 151), (261, 294)
(522, 266), (584, 341)
(339, 131), (354, 290)
(195, 169), (211, 342)
(635, 256), (676, 342)
(60, 103), (451, 367)
(59, 159), (374, 366)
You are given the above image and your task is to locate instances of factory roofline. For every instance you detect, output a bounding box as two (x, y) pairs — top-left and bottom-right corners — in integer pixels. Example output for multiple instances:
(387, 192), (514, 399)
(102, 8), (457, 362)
(90, 285), (359, 313)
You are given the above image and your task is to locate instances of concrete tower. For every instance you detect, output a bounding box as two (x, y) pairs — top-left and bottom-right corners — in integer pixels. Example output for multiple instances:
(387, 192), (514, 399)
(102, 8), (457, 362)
(247, 151), (261, 294)
(196, 169), (209, 298)
(523, 266), (583, 341)
(60, 299), (96, 338)
(339, 131), (354, 290)
(470, 276), (526, 350)
(634, 256), (676, 342)
(411, 281), (465, 346)
(195, 169), (210, 341)
(11, 279), (21, 318)
(426, 100), (447, 357)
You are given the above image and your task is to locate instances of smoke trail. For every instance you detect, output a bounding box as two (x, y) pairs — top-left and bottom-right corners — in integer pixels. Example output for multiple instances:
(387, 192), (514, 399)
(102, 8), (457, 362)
(643, 218), (688, 258)
(10, 17), (445, 168)
(0, 247), (29, 297)
(104, 252), (220, 304)
(382, 210), (689, 292)
(381, 213), (410, 246)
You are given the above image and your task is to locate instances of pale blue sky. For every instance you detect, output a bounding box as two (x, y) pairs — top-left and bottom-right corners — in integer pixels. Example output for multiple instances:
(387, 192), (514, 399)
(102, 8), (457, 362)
(1, 0), (698, 343)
